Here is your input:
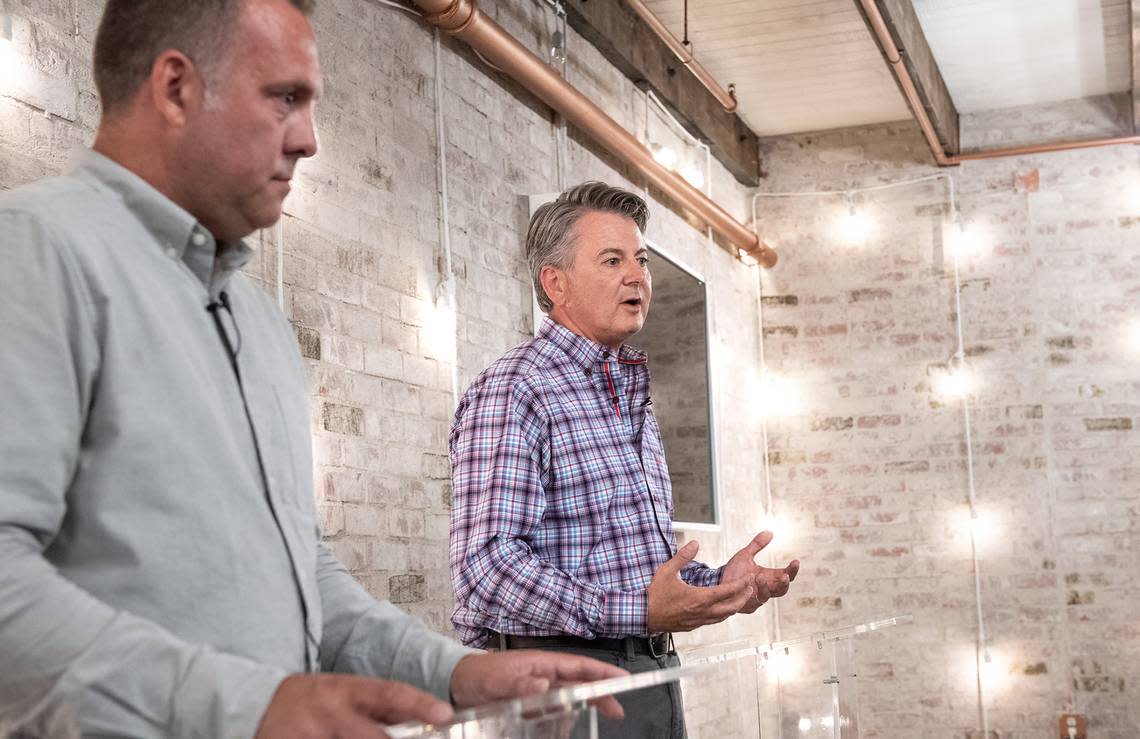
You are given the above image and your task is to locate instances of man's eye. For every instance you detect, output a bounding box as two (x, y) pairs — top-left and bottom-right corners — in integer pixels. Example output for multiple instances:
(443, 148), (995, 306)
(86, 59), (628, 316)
(605, 258), (619, 266)
(282, 92), (297, 105)
(638, 258), (649, 266)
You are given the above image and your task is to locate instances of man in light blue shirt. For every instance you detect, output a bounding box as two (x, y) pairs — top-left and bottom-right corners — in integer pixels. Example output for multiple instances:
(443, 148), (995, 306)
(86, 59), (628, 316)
(0, 0), (623, 736)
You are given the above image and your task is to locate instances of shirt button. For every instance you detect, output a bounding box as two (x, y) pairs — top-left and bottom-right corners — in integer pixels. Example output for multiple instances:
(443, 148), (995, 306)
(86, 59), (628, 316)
(192, 232), (207, 247)
(164, 246), (178, 258)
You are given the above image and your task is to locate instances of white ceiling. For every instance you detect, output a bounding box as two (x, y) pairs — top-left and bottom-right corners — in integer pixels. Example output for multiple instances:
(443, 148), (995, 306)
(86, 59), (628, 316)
(912, 0), (1133, 113)
(640, 0), (911, 136)
(639, 0), (1136, 136)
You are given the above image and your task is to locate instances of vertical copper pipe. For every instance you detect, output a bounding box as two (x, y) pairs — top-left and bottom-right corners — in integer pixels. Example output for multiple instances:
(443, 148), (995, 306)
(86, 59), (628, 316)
(416, 0), (777, 266)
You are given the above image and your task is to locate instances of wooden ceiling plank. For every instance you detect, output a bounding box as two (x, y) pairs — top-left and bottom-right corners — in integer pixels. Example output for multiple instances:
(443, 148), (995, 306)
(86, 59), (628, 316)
(562, 0), (760, 186)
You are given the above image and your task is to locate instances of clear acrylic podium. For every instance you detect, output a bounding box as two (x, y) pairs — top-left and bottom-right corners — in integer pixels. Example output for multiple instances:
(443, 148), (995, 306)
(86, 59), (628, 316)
(386, 614), (913, 739)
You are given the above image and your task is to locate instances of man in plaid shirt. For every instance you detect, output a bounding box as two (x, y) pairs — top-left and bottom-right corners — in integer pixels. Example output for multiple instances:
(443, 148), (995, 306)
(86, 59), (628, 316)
(449, 182), (799, 737)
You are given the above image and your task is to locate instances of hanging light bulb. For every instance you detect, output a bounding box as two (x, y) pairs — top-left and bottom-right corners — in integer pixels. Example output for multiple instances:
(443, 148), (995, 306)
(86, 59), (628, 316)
(548, 29), (566, 68)
(0, 12), (15, 74)
(968, 508), (1001, 547)
(797, 717), (813, 733)
(737, 248), (759, 268)
(835, 193), (872, 245)
(750, 371), (802, 418)
(1124, 317), (1140, 353)
(421, 292), (457, 362)
(650, 142), (678, 169)
(947, 221), (985, 260)
(935, 354), (975, 398)
(979, 650), (1007, 689)
(678, 160), (705, 190)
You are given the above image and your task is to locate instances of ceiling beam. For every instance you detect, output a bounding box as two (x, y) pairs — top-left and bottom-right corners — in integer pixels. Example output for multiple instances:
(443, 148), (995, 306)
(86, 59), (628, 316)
(854, 0), (960, 156)
(561, 0), (761, 187)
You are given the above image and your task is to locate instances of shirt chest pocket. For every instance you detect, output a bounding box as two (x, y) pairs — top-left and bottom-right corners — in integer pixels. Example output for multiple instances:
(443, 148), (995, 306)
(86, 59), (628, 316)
(243, 381), (312, 513)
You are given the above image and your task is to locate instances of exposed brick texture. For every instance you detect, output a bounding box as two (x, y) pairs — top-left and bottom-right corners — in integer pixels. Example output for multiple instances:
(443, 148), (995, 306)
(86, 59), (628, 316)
(0, 1), (769, 735)
(757, 112), (1140, 738)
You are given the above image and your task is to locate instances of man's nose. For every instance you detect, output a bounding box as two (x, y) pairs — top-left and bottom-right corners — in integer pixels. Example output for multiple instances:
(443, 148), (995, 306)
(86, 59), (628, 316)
(287, 107), (319, 160)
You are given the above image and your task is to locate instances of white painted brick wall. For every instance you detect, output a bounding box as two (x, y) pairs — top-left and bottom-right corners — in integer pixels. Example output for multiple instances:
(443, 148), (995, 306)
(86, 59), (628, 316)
(757, 113), (1140, 738)
(0, 0), (772, 734)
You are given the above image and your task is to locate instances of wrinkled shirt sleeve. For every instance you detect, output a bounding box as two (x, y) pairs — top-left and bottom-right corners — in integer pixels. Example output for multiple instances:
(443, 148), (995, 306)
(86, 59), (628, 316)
(0, 213), (286, 739)
(314, 540), (476, 701)
(451, 379), (649, 640)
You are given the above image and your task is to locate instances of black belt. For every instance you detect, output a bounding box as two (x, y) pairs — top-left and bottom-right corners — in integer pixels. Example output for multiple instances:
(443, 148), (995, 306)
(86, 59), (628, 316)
(491, 631), (675, 659)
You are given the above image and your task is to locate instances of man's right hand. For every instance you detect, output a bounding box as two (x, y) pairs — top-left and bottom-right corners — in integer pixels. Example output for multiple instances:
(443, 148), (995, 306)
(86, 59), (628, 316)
(255, 674), (455, 739)
(647, 540), (757, 633)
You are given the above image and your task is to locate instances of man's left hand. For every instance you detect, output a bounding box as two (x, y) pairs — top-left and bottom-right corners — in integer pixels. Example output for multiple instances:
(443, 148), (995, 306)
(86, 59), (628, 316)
(449, 650), (628, 719)
(721, 531), (800, 614)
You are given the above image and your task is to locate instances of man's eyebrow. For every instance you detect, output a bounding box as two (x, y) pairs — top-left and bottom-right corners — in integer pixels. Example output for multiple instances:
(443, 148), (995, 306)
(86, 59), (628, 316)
(594, 247), (648, 258)
(265, 81), (321, 98)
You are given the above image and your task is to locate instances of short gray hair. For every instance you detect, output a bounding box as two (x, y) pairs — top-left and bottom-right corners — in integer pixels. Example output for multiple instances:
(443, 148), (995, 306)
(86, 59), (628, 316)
(526, 181), (649, 312)
(93, 0), (317, 114)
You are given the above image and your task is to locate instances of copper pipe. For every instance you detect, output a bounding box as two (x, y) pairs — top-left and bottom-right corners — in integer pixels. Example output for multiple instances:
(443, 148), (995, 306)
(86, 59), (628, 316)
(951, 135), (1140, 162)
(858, 0), (1140, 166)
(624, 0), (738, 113)
(416, 0), (777, 267)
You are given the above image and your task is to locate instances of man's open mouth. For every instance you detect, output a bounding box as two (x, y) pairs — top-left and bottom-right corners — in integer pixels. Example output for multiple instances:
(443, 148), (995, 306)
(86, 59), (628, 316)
(621, 297), (643, 307)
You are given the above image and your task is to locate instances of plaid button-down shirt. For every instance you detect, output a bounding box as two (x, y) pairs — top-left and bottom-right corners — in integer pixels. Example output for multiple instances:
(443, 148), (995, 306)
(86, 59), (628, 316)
(449, 318), (723, 648)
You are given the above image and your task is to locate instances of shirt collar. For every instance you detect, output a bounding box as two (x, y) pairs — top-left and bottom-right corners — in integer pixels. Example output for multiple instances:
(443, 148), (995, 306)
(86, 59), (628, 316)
(538, 317), (648, 370)
(69, 149), (253, 297)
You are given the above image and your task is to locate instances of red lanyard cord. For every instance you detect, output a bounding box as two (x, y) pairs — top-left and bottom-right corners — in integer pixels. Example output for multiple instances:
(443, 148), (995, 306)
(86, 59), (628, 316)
(602, 362), (621, 419)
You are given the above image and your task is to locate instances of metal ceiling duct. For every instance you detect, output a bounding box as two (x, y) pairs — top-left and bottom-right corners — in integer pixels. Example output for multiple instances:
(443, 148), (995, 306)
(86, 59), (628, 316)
(413, 0), (778, 268)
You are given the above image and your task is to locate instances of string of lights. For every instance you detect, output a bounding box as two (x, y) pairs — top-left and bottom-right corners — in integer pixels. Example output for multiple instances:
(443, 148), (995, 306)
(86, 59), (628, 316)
(749, 172), (994, 738)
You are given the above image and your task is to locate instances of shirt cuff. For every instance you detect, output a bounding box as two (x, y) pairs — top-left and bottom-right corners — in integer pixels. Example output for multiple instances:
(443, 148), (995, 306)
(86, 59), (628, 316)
(171, 649), (289, 739)
(594, 588), (649, 637)
(680, 563), (725, 588)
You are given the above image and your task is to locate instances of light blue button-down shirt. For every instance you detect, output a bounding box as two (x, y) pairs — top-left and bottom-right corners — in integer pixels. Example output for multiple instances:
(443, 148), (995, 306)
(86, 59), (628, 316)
(0, 151), (472, 738)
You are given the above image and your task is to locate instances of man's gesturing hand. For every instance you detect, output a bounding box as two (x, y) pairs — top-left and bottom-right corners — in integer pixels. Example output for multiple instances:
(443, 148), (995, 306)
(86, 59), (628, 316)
(450, 650), (628, 719)
(647, 540), (756, 633)
(721, 531), (800, 613)
(255, 673), (454, 739)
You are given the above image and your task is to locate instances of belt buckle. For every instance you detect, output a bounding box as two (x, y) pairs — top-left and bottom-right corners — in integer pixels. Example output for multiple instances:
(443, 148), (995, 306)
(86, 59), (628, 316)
(648, 632), (672, 659)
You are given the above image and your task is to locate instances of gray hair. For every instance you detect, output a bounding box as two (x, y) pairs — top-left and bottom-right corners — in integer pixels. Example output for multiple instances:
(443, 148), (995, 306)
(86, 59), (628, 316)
(526, 181), (649, 312)
(93, 0), (317, 114)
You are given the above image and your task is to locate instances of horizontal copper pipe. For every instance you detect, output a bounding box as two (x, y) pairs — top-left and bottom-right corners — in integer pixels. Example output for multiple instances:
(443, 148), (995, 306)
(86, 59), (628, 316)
(950, 135), (1140, 162)
(623, 0), (738, 113)
(415, 0), (777, 267)
(858, 0), (1140, 166)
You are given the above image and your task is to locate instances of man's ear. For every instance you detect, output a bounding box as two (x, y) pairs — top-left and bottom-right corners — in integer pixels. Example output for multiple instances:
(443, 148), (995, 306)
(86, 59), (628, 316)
(540, 264), (568, 309)
(147, 50), (204, 126)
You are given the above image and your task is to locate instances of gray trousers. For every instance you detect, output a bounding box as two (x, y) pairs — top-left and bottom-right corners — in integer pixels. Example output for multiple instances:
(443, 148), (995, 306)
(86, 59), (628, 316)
(506, 642), (687, 739)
